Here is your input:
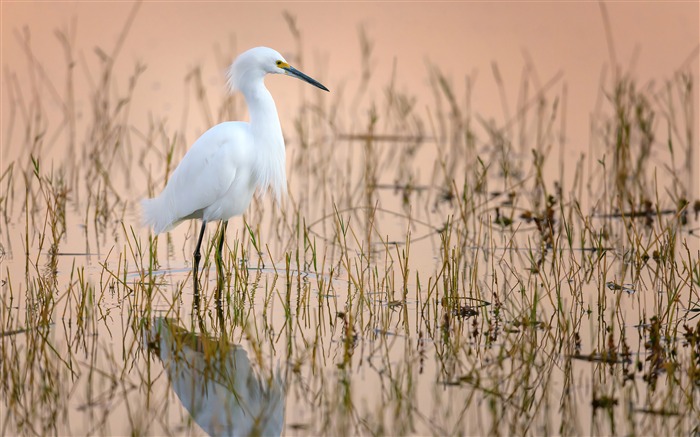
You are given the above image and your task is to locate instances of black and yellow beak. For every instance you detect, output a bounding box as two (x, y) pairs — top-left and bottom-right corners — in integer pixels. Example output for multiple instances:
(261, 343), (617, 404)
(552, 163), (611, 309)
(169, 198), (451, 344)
(280, 62), (329, 92)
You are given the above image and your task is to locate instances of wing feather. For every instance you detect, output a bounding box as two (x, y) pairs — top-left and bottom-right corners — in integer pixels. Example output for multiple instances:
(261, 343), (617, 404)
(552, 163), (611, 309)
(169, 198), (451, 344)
(144, 122), (251, 233)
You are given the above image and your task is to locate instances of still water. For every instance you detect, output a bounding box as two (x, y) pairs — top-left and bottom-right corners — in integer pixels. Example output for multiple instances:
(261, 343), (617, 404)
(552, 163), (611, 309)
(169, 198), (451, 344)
(2, 2), (699, 436)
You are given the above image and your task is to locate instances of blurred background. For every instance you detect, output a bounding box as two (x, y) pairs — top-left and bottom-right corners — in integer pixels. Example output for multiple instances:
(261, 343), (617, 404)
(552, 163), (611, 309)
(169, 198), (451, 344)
(3, 1), (698, 169)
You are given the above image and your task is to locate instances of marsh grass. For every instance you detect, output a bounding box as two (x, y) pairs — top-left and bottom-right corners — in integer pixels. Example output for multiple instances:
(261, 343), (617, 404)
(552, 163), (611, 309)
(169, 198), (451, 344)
(1, 7), (699, 437)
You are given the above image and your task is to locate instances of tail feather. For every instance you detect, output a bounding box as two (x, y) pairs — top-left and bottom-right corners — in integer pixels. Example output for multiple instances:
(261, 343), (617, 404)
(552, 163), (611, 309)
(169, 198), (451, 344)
(141, 196), (174, 235)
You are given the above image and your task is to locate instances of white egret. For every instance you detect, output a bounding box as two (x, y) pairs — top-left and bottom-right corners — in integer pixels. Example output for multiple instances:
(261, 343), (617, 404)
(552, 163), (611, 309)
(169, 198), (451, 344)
(141, 47), (328, 292)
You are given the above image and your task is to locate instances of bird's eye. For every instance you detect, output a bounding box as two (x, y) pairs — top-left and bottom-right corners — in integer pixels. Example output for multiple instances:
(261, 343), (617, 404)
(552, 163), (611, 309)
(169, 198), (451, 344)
(276, 60), (282, 66)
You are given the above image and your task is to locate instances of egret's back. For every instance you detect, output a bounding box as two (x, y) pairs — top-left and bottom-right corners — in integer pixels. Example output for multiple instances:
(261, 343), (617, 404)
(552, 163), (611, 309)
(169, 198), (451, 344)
(141, 121), (254, 234)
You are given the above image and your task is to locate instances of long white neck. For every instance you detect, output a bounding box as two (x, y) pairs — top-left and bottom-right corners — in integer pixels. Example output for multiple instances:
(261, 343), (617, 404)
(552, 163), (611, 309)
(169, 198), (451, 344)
(239, 77), (287, 202)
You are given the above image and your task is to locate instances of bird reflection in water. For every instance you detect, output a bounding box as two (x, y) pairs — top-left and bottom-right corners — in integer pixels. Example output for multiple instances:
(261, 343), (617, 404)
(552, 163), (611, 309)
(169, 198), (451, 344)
(144, 316), (284, 436)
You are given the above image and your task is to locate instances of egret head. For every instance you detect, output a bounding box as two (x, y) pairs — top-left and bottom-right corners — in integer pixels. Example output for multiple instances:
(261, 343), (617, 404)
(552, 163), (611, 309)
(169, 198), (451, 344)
(228, 47), (329, 93)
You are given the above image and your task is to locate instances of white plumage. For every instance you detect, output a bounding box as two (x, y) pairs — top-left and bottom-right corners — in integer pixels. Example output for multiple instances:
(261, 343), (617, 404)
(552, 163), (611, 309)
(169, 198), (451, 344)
(142, 122), (256, 234)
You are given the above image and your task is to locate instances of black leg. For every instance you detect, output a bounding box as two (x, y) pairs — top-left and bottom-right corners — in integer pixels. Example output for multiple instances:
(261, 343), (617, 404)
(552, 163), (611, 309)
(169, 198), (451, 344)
(193, 220), (207, 299)
(217, 220), (228, 261)
(215, 220), (228, 299)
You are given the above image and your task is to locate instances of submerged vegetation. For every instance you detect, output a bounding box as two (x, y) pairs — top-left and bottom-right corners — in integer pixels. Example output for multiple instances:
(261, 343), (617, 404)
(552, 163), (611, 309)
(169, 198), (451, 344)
(1, 6), (699, 436)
